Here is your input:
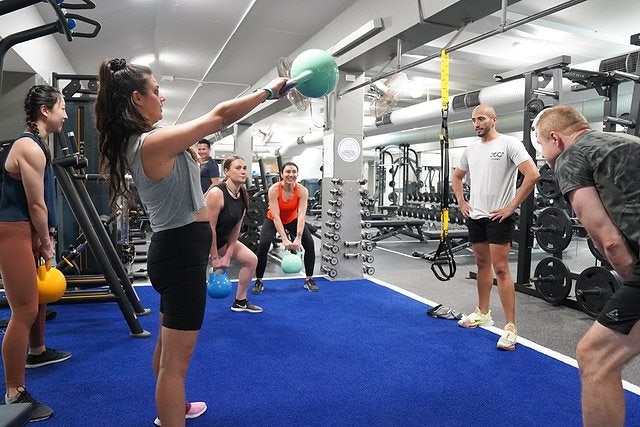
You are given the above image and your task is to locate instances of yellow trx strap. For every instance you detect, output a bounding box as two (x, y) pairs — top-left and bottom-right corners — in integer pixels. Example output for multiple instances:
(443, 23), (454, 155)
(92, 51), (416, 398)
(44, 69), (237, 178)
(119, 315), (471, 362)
(431, 49), (456, 281)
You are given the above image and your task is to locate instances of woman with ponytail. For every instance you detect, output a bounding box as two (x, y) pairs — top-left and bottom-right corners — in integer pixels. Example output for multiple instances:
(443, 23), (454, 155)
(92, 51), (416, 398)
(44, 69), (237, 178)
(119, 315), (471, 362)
(94, 58), (286, 427)
(0, 84), (70, 422)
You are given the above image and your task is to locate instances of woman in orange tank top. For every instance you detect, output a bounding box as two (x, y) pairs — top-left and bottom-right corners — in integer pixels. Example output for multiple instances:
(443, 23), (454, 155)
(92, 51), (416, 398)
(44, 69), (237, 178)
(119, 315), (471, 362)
(253, 162), (317, 293)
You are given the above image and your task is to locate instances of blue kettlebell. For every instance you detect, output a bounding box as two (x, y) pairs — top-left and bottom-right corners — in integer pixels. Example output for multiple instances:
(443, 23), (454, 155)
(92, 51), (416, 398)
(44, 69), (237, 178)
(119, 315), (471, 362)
(281, 249), (303, 274)
(207, 269), (232, 299)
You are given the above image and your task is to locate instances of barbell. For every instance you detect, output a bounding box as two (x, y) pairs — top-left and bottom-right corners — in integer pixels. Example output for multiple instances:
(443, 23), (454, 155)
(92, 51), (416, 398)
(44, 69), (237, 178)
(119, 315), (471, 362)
(530, 257), (623, 317)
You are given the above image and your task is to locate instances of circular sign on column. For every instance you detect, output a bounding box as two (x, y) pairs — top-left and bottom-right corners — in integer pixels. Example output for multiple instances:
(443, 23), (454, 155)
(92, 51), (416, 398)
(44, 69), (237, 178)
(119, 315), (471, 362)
(337, 137), (360, 162)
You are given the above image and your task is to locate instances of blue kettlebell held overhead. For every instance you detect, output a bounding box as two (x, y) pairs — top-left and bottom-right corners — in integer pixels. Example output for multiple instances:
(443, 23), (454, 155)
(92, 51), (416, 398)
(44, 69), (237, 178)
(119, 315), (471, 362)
(207, 269), (232, 299)
(281, 249), (303, 274)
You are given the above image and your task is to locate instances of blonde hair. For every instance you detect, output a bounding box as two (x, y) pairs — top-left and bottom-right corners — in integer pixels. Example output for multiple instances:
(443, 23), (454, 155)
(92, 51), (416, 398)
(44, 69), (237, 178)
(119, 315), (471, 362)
(537, 105), (590, 140)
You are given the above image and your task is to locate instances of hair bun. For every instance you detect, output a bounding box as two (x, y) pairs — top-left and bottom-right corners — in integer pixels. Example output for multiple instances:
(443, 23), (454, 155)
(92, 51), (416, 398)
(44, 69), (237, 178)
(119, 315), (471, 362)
(109, 58), (127, 72)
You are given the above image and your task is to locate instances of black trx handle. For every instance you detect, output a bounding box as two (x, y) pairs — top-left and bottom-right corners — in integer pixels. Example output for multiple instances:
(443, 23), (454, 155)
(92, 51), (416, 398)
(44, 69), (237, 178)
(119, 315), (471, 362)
(431, 236), (457, 281)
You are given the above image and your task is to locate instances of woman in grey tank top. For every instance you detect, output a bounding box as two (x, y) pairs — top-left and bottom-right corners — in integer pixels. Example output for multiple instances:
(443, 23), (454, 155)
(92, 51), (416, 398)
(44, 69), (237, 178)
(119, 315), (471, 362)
(94, 57), (287, 427)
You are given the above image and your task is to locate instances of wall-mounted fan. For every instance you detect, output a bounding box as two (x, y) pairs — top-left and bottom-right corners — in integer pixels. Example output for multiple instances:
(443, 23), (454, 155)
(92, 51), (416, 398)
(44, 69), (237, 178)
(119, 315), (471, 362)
(369, 72), (408, 117)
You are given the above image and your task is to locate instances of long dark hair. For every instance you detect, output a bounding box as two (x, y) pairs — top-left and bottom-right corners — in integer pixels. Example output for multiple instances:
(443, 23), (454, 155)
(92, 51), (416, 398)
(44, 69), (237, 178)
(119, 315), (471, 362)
(222, 155), (249, 211)
(94, 58), (153, 209)
(23, 84), (61, 161)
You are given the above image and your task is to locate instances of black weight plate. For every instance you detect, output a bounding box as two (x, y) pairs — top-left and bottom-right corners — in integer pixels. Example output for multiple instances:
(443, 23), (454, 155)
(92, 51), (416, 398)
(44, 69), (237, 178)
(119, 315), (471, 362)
(536, 164), (562, 199)
(534, 207), (573, 253)
(533, 256), (572, 305)
(587, 237), (607, 263)
(575, 266), (622, 318)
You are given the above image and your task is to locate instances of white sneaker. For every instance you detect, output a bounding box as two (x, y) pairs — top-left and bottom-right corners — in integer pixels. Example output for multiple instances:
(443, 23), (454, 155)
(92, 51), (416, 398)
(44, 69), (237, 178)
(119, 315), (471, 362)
(457, 307), (494, 328)
(497, 323), (517, 351)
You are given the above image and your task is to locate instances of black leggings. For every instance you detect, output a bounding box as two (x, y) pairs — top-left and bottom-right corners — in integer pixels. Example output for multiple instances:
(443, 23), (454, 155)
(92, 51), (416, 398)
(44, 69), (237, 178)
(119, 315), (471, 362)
(256, 218), (315, 278)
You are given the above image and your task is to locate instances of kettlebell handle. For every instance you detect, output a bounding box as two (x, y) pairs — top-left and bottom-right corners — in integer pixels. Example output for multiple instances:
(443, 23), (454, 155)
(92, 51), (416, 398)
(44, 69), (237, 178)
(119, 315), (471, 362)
(212, 268), (227, 277)
(37, 258), (52, 281)
(280, 70), (314, 95)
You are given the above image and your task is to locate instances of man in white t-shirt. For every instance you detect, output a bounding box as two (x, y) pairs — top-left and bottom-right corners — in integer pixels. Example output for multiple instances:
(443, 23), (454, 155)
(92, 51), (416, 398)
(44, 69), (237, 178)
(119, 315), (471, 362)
(452, 104), (540, 350)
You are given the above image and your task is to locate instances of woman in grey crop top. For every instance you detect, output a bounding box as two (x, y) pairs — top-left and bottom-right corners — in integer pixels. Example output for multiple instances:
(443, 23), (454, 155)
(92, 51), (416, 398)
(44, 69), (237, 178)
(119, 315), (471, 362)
(94, 57), (287, 426)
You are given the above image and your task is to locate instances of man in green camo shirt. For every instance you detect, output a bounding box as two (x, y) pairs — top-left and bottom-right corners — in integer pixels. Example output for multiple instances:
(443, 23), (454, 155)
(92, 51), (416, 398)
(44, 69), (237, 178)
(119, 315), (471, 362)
(536, 104), (640, 427)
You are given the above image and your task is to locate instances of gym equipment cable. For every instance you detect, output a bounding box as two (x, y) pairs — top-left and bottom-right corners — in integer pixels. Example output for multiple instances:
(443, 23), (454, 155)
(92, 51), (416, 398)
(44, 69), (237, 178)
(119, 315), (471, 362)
(430, 50), (456, 281)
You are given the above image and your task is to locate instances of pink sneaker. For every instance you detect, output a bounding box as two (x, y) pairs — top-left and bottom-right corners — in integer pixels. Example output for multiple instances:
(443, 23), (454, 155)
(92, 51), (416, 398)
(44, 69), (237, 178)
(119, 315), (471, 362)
(185, 401), (207, 419)
(154, 401), (207, 426)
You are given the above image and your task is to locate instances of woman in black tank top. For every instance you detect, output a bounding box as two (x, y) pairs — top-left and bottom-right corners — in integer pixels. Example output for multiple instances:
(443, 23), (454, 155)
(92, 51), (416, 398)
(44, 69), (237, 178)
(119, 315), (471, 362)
(205, 156), (262, 314)
(0, 85), (70, 422)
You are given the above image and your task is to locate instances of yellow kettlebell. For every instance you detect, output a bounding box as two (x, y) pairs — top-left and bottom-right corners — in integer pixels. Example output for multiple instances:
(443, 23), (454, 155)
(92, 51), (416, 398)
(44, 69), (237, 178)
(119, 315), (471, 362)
(36, 259), (67, 304)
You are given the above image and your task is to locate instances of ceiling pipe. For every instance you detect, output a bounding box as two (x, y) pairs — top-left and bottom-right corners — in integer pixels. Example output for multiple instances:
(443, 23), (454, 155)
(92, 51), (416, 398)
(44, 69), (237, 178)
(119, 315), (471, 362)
(276, 81), (633, 157)
(362, 77), (582, 137)
(363, 91), (632, 149)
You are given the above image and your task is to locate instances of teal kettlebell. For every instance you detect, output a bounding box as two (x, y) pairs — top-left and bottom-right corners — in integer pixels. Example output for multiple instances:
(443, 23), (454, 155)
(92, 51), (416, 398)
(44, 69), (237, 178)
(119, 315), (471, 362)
(288, 49), (338, 98)
(281, 249), (303, 274)
(207, 269), (232, 299)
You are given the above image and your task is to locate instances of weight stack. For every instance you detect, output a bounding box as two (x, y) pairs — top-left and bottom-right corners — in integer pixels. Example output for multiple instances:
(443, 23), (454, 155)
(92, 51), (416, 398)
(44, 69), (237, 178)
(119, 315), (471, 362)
(320, 179), (363, 280)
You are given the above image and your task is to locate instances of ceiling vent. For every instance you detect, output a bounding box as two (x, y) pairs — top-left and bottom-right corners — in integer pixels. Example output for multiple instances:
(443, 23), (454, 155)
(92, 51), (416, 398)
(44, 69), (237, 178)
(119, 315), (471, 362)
(451, 90), (481, 111)
(599, 51), (638, 73)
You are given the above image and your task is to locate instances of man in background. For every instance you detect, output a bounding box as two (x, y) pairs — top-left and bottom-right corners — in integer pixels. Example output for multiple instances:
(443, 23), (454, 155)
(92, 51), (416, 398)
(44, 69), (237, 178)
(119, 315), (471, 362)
(452, 103), (539, 350)
(198, 139), (220, 193)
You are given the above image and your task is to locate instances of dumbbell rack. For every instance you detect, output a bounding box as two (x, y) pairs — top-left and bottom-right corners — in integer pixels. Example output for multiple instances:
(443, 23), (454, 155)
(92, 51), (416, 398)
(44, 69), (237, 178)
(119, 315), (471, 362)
(320, 178), (375, 280)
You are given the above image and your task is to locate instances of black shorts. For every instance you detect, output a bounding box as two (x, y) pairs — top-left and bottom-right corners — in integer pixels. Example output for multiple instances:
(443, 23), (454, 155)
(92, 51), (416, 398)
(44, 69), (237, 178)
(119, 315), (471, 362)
(147, 222), (212, 331)
(596, 263), (640, 335)
(466, 216), (515, 244)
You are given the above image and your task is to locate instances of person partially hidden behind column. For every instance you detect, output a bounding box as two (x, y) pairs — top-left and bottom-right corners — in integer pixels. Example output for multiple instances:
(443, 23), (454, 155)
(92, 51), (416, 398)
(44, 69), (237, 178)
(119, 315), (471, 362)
(197, 138), (220, 193)
(252, 162), (318, 294)
(95, 57), (286, 427)
(0, 85), (72, 422)
(206, 155), (262, 313)
(536, 104), (640, 427)
(452, 103), (540, 350)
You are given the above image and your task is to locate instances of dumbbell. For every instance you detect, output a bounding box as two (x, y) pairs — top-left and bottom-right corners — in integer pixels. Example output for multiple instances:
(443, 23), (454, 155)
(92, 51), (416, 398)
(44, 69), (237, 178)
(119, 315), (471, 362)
(361, 231), (375, 240)
(321, 265), (338, 277)
(363, 265), (375, 275)
(361, 240), (375, 252)
(322, 242), (339, 254)
(325, 220), (341, 230)
(323, 231), (341, 241)
(322, 254), (339, 266)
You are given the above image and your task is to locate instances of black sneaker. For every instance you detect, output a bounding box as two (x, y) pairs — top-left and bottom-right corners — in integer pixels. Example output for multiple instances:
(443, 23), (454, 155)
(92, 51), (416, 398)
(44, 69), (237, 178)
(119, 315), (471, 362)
(251, 280), (264, 295)
(304, 278), (319, 292)
(231, 300), (263, 313)
(5, 386), (53, 422)
(25, 348), (71, 368)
